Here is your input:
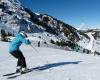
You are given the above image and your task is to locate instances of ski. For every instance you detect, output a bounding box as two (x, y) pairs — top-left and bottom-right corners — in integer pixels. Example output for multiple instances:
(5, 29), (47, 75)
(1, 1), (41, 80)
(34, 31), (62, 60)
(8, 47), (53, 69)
(3, 67), (41, 79)
(7, 70), (32, 79)
(7, 74), (20, 79)
(6, 67), (41, 79)
(3, 72), (18, 76)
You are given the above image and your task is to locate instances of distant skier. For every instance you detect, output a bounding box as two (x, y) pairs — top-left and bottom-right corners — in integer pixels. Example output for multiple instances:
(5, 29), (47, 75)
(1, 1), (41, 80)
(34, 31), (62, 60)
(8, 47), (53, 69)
(38, 41), (40, 47)
(9, 31), (31, 73)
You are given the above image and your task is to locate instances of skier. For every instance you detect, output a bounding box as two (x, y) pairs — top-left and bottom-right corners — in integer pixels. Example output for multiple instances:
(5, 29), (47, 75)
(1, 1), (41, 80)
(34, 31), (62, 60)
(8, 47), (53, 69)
(38, 41), (40, 47)
(9, 31), (31, 74)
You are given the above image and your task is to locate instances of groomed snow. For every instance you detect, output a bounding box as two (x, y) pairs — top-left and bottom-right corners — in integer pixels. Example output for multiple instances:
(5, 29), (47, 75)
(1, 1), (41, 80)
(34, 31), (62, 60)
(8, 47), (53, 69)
(0, 41), (100, 80)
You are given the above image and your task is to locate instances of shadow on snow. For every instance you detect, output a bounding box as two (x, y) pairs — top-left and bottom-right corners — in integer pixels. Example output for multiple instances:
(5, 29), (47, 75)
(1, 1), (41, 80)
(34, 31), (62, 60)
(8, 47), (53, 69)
(31, 61), (82, 71)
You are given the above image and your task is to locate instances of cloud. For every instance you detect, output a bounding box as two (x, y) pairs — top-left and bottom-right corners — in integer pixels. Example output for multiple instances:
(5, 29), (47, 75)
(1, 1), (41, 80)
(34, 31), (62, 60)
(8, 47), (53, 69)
(77, 22), (85, 30)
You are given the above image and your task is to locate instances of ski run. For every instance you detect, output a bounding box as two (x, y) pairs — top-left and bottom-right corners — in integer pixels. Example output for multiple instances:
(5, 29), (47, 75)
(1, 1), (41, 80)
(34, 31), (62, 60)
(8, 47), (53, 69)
(0, 41), (100, 80)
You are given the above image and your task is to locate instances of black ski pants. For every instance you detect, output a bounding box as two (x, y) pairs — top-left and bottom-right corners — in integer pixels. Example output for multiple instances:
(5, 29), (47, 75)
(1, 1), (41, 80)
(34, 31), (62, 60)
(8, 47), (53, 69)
(10, 50), (27, 68)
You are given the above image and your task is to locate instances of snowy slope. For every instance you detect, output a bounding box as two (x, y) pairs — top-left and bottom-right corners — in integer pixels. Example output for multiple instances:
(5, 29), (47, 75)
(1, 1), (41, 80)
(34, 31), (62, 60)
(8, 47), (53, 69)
(1, 41), (100, 80)
(77, 31), (100, 53)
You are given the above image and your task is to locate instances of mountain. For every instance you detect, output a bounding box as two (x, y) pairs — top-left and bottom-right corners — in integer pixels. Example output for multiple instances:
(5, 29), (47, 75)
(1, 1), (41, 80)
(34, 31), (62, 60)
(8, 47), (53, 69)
(80, 29), (100, 41)
(0, 0), (84, 40)
(1, 0), (100, 53)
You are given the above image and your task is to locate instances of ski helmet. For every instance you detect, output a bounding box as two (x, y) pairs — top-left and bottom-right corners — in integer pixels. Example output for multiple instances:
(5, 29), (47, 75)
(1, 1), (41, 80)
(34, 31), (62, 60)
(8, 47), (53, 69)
(19, 31), (27, 37)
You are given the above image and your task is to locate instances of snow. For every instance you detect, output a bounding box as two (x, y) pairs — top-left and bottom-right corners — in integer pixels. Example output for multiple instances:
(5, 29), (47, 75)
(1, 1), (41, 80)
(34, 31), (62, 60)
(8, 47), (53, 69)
(0, 41), (100, 80)
(27, 37), (43, 42)
(85, 33), (95, 52)
(28, 32), (61, 43)
(77, 32), (100, 53)
(35, 12), (40, 16)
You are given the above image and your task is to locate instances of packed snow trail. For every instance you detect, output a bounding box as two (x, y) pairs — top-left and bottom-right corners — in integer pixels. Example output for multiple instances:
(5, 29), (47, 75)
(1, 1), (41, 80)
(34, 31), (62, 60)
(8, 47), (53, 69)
(0, 41), (100, 80)
(85, 33), (95, 52)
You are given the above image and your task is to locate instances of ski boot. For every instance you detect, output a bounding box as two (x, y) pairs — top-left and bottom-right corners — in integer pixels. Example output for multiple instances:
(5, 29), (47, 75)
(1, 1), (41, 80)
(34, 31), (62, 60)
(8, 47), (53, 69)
(20, 68), (31, 74)
(16, 66), (22, 73)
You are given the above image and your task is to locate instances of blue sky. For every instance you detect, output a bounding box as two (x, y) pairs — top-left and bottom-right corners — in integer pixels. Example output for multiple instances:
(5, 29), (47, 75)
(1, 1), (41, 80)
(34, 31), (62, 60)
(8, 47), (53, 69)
(20, 0), (100, 29)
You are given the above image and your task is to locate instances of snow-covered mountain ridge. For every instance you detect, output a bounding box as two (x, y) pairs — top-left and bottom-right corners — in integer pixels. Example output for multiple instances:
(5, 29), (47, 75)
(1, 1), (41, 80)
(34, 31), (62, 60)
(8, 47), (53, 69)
(0, 0), (100, 53)
(0, 0), (85, 42)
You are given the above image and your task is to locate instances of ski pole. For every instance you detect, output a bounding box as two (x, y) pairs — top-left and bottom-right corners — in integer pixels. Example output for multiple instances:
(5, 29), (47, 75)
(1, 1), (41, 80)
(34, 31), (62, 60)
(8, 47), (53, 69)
(30, 44), (39, 53)
(29, 43), (51, 68)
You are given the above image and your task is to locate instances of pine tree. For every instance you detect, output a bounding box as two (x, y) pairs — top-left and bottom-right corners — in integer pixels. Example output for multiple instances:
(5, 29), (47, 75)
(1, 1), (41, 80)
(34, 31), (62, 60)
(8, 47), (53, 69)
(0, 29), (8, 41)
(50, 39), (55, 44)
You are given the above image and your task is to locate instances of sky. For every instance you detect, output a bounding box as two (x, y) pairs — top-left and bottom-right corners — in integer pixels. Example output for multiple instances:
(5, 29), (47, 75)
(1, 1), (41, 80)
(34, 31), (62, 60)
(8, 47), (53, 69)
(20, 0), (100, 29)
